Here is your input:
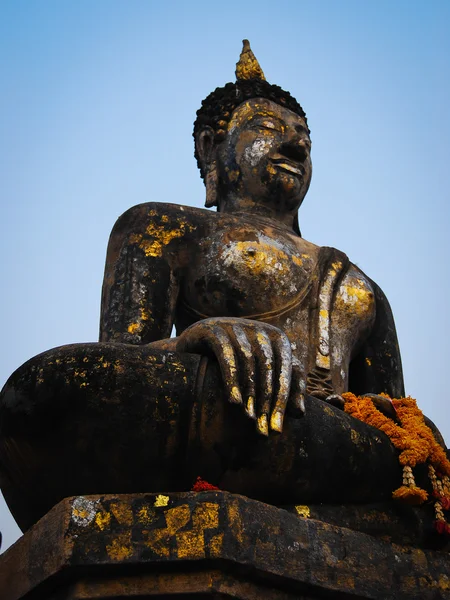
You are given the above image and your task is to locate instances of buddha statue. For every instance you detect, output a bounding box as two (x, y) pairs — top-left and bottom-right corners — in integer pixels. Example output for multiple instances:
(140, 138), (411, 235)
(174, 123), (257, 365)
(0, 41), (447, 535)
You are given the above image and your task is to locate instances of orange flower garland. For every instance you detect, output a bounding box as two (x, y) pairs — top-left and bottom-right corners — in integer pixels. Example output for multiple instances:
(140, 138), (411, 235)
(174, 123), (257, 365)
(343, 392), (450, 535)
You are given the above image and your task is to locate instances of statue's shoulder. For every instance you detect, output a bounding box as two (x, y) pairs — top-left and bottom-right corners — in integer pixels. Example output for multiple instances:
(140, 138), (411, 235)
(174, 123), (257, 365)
(109, 202), (214, 240)
(314, 244), (377, 300)
(111, 202), (212, 230)
(345, 262), (377, 295)
(342, 259), (395, 319)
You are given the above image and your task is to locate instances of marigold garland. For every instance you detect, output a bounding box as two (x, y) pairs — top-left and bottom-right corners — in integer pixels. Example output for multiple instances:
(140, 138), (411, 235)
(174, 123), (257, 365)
(342, 392), (450, 536)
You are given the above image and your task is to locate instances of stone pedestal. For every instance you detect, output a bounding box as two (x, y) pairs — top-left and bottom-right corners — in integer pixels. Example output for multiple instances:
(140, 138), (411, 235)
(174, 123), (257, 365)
(1, 491), (449, 599)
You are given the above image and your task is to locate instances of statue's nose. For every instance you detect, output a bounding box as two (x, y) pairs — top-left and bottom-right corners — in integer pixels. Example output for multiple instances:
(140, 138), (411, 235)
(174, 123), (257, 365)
(280, 132), (309, 163)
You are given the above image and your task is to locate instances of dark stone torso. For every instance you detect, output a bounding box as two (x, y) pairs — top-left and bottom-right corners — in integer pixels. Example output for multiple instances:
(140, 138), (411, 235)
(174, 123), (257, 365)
(182, 216), (317, 320)
(174, 206), (376, 393)
(99, 202), (388, 399)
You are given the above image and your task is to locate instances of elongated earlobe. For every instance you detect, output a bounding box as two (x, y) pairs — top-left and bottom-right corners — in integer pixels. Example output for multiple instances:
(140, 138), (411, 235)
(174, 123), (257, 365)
(196, 126), (218, 208)
(205, 161), (218, 208)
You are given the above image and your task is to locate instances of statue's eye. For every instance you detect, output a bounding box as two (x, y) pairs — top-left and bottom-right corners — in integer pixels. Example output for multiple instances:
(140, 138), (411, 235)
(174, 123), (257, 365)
(250, 119), (284, 133)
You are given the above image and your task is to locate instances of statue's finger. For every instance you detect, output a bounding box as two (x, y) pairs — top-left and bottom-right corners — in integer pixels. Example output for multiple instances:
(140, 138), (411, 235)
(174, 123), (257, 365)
(257, 413), (269, 437)
(176, 322), (211, 354)
(270, 333), (292, 433)
(208, 325), (243, 405)
(291, 359), (306, 415)
(362, 394), (397, 421)
(231, 324), (256, 419)
(325, 394), (345, 410)
(252, 328), (274, 436)
(177, 323), (242, 405)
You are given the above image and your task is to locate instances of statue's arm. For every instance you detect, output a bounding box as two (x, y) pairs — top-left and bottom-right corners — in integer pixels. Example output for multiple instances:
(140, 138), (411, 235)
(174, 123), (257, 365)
(348, 279), (405, 399)
(99, 204), (181, 344)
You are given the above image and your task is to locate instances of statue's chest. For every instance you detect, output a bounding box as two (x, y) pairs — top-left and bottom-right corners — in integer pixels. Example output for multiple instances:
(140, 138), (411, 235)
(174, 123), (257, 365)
(183, 229), (317, 318)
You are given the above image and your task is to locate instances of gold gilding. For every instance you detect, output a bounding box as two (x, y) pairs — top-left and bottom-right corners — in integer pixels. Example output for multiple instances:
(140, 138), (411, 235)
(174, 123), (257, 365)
(154, 494), (170, 507)
(110, 500), (134, 526)
(95, 510), (111, 531)
(192, 502), (219, 529)
(208, 532), (224, 557)
(230, 385), (242, 404)
(72, 507), (90, 521)
(165, 505), (191, 534)
(176, 530), (205, 559)
(270, 410), (283, 433)
(129, 233), (142, 245)
(336, 283), (375, 316)
(128, 217), (196, 258)
(235, 39), (266, 81)
(141, 220), (196, 257)
(127, 307), (153, 336)
(141, 501), (223, 561)
(257, 413), (269, 436)
(73, 369), (87, 379)
(225, 241), (290, 276)
(316, 354), (331, 369)
(295, 505), (311, 518)
(127, 322), (141, 334)
(113, 359), (125, 374)
(106, 532), (133, 561)
(145, 529), (171, 557)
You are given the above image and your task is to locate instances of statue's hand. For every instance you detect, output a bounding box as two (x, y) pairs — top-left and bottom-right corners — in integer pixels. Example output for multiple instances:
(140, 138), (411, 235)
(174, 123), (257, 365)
(326, 394), (447, 449)
(326, 393), (399, 422)
(176, 317), (304, 435)
(361, 393), (399, 421)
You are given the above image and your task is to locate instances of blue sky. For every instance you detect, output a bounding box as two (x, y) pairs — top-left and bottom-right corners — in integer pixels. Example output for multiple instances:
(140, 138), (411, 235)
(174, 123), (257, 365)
(1, 1), (449, 551)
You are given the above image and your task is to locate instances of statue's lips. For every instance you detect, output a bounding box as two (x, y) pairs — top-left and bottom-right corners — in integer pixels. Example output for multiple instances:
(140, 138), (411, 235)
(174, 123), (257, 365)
(271, 158), (304, 177)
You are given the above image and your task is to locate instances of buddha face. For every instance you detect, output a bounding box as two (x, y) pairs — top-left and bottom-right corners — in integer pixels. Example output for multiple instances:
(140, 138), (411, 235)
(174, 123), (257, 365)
(216, 98), (312, 215)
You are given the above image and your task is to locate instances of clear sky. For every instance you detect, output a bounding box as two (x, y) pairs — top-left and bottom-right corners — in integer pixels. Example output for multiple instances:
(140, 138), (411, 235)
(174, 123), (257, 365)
(1, 1), (449, 552)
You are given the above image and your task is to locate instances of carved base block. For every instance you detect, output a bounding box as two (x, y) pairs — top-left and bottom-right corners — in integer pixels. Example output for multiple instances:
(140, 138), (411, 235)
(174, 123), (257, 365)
(1, 491), (449, 599)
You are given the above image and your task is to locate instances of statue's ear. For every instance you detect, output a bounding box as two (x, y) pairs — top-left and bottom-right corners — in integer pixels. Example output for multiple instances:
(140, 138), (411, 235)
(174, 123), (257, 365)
(195, 126), (216, 172)
(196, 126), (219, 208)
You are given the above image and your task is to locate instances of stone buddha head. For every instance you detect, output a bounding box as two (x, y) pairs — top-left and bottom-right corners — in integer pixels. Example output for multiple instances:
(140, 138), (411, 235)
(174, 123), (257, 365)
(194, 40), (311, 231)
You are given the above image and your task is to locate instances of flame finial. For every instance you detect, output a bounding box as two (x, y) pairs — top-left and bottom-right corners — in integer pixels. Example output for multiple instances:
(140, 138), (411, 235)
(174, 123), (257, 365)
(235, 39), (266, 81)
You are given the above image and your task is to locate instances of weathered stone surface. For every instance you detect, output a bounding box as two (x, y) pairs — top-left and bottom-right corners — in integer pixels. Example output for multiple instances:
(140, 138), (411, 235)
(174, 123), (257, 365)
(1, 492), (449, 599)
(1, 342), (408, 533)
